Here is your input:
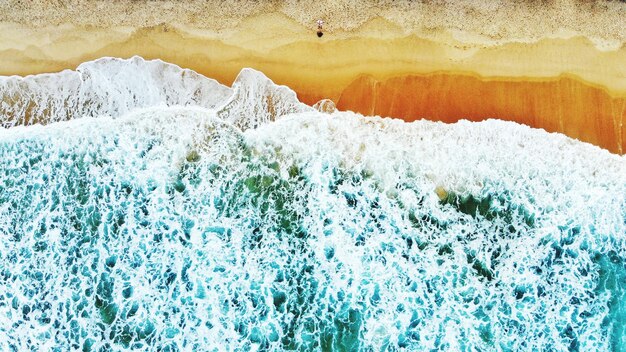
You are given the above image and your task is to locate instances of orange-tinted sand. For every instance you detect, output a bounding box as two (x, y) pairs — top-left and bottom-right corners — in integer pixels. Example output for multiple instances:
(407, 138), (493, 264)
(336, 74), (626, 154)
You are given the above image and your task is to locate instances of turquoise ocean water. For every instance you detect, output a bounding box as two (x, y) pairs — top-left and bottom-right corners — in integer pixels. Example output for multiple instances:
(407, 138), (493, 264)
(0, 57), (625, 351)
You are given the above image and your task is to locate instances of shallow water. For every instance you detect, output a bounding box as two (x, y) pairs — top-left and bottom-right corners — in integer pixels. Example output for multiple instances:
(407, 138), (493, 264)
(0, 58), (625, 351)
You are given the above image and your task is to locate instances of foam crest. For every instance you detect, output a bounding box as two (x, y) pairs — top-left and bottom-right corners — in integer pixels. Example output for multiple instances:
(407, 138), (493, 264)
(0, 57), (311, 132)
(216, 68), (312, 130)
(0, 56), (231, 127)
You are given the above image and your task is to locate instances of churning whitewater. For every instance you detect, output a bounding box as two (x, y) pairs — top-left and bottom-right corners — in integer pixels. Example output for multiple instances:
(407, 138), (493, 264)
(0, 57), (625, 351)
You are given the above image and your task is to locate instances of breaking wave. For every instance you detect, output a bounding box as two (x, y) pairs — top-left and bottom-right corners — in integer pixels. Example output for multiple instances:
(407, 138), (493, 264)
(0, 57), (625, 351)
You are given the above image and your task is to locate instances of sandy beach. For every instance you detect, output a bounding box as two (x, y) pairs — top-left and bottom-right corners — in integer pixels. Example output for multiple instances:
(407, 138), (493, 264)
(1, 0), (625, 153)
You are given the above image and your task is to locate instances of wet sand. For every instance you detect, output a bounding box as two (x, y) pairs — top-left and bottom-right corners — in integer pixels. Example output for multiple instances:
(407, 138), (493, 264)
(1, 0), (625, 153)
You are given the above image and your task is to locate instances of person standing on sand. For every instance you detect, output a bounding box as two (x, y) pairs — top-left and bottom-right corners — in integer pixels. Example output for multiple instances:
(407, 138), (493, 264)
(317, 19), (324, 37)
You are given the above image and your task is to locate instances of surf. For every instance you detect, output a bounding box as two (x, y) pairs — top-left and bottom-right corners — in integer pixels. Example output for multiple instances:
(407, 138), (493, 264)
(0, 57), (624, 351)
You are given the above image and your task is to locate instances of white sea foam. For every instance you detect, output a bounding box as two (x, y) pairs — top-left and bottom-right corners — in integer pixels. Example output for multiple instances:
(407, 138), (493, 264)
(0, 56), (230, 127)
(0, 56), (312, 133)
(216, 68), (313, 131)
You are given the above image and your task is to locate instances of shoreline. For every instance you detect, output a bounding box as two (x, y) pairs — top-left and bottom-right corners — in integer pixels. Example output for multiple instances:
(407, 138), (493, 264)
(2, 20), (624, 93)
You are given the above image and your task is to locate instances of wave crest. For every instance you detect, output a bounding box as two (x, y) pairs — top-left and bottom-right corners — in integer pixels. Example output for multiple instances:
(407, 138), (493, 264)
(0, 56), (311, 130)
